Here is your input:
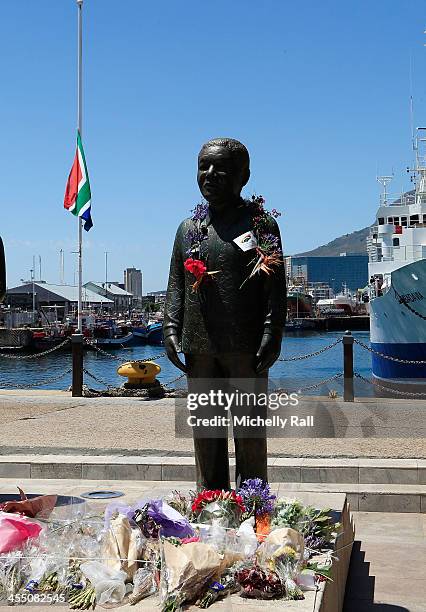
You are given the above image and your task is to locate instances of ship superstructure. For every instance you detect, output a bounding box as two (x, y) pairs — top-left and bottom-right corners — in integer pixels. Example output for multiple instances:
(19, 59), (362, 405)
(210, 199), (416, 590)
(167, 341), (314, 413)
(368, 128), (426, 382)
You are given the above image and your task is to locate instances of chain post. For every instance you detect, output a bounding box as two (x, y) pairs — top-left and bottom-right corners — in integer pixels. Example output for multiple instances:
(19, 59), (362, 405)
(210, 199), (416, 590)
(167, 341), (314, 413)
(71, 332), (84, 397)
(343, 330), (354, 402)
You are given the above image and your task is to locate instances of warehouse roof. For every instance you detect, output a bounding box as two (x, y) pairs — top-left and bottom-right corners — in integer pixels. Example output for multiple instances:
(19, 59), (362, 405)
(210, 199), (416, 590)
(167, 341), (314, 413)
(7, 283), (113, 304)
(85, 281), (133, 297)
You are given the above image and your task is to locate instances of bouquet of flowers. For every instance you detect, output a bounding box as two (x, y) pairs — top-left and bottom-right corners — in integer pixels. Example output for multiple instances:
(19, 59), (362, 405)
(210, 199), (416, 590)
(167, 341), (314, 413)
(271, 499), (340, 552)
(196, 567), (240, 608)
(134, 500), (194, 540)
(160, 539), (223, 612)
(166, 491), (193, 518)
(235, 563), (283, 600)
(238, 479), (275, 540)
(271, 498), (305, 529)
(191, 490), (245, 528)
(300, 507), (340, 552)
(240, 195), (283, 288)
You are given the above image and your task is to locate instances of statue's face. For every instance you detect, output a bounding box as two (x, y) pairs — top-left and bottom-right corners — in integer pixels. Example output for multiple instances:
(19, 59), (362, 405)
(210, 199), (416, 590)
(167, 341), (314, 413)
(197, 145), (246, 206)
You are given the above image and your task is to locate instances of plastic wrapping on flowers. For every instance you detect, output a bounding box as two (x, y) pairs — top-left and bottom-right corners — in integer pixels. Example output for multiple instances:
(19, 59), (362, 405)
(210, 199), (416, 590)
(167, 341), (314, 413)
(0, 484), (340, 609)
(197, 501), (242, 528)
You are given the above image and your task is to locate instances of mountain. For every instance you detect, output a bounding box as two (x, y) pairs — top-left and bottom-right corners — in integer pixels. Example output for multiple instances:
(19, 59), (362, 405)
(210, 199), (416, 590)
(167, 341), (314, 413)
(294, 225), (372, 257)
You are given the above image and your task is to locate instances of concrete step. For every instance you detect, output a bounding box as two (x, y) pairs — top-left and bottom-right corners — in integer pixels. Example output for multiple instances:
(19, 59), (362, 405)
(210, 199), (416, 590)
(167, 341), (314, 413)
(0, 455), (425, 512)
(0, 454), (424, 484)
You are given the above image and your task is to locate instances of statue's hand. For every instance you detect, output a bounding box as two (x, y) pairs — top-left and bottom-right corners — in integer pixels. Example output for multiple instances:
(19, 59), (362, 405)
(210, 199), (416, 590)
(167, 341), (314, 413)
(256, 333), (282, 374)
(164, 334), (187, 373)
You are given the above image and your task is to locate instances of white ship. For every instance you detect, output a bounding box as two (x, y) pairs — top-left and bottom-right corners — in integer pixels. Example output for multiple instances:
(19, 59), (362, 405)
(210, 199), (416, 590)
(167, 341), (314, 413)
(367, 127), (426, 383)
(316, 284), (358, 316)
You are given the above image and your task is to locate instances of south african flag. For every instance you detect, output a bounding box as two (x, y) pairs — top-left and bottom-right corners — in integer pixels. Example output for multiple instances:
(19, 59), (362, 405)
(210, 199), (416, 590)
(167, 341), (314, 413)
(63, 130), (93, 231)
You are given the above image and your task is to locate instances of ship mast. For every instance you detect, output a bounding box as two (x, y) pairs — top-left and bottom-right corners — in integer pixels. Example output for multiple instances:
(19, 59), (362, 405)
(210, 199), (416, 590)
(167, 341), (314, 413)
(376, 175), (394, 206)
(413, 128), (426, 206)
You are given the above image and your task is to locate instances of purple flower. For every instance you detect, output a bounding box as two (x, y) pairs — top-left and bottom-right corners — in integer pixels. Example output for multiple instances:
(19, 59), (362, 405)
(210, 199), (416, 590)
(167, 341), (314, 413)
(191, 202), (209, 222)
(185, 227), (207, 256)
(259, 233), (282, 255)
(263, 234), (280, 248)
(304, 534), (328, 551)
(238, 478), (276, 517)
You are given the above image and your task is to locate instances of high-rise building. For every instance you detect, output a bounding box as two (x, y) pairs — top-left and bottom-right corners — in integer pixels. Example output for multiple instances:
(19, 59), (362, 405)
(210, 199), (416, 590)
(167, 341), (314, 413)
(124, 267), (143, 298)
(285, 254), (368, 293)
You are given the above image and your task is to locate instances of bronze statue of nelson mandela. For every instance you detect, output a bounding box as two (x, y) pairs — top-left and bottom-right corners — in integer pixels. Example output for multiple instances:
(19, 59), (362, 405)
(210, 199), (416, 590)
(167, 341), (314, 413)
(163, 138), (286, 490)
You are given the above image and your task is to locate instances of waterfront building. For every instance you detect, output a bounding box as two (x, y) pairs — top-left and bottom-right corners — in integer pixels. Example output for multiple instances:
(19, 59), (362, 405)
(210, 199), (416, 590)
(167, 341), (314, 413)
(124, 268), (143, 299)
(285, 254), (368, 293)
(307, 282), (334, 303)
(5, 282), (113, 320)
(147, 290), (167, 304)
(84, 281), (133, 312)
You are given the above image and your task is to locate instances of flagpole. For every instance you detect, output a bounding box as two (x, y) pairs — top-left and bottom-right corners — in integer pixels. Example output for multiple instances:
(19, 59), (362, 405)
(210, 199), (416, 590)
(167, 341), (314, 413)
(77, 0), (83, 332)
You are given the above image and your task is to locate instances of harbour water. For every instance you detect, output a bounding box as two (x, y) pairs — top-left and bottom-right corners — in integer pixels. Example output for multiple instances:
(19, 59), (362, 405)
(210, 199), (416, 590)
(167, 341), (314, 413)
(0, 331), (374, 395)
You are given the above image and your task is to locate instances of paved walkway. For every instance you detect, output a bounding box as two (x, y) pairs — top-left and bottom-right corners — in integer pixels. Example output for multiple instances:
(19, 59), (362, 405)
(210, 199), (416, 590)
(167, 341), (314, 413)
(344, 512), (426, 612)
(0, 393), (425, 459)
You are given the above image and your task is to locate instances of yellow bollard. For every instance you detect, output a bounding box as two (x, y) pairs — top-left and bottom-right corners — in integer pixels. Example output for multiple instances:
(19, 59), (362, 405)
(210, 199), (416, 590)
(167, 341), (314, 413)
(117, 361), (161, 387)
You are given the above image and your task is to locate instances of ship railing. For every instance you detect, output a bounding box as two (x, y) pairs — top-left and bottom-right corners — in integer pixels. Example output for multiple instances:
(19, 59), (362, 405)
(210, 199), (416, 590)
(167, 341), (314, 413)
(379, 193), (416, 206)
(416, 154), (426, 169)
(379, 244), (426, 262)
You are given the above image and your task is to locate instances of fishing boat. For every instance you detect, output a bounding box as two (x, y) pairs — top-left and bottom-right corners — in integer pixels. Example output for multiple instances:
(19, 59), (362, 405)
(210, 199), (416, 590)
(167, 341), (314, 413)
(92, 332), (134, 348)
(316, 288), (357, 316)
(132, 322), (163, 345)
(144, 322), (163, 344)
(91, 318), (134, 348)
(367, 127), (426, 383)
(285, 318), (316, 332)
(286, 289), (313, 318)
(132, 325), (147, 342)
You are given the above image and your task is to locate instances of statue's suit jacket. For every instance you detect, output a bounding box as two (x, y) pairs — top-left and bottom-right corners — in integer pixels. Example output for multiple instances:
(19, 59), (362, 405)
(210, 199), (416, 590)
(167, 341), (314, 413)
(163, 200), (287, 355)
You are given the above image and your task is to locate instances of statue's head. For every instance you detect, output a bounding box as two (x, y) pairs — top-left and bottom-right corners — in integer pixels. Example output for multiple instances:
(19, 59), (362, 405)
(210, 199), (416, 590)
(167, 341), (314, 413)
(197, 138), (250, 207)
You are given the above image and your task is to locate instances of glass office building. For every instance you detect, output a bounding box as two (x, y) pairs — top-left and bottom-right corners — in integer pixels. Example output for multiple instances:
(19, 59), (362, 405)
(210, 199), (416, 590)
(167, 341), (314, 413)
(288, 254), (368, 293)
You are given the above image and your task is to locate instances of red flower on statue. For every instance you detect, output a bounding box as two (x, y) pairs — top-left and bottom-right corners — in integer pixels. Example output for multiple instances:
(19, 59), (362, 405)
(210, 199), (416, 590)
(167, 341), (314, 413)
(184, 258), (219, 292)
(184, 258), (207, 279)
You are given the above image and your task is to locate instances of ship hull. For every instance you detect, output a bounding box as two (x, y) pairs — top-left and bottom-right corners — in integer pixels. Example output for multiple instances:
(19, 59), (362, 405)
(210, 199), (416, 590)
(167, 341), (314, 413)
(370, 259), (426, 382)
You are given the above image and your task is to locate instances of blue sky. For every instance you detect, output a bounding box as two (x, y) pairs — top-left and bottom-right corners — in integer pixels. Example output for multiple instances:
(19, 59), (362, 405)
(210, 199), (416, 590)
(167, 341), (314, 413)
(1, 0), (426, 292)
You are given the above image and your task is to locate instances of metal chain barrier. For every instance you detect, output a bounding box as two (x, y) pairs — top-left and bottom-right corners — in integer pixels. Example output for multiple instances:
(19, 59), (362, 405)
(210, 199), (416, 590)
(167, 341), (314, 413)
(354, 371), (426, 397)
(134, 351), (168, 364)
(87, 341), (168, 364)
(294, 372), (343, 393)
(85, 342), (122, 361)
(353, 337), (426, 365)
(277, 337), (342, 362)
(83, 367), (115, 388)
(277, 372), (343, 394)
(163, 372), (186, 388)
(0, 337), (71, 360)
(0, 368), (72, 389)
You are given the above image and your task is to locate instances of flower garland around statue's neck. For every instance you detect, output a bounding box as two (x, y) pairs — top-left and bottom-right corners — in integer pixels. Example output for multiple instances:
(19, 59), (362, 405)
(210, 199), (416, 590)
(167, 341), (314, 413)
(183, 195), (282, 291)
(183, 202), (218, 291)
(240, 194), (282, 288)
